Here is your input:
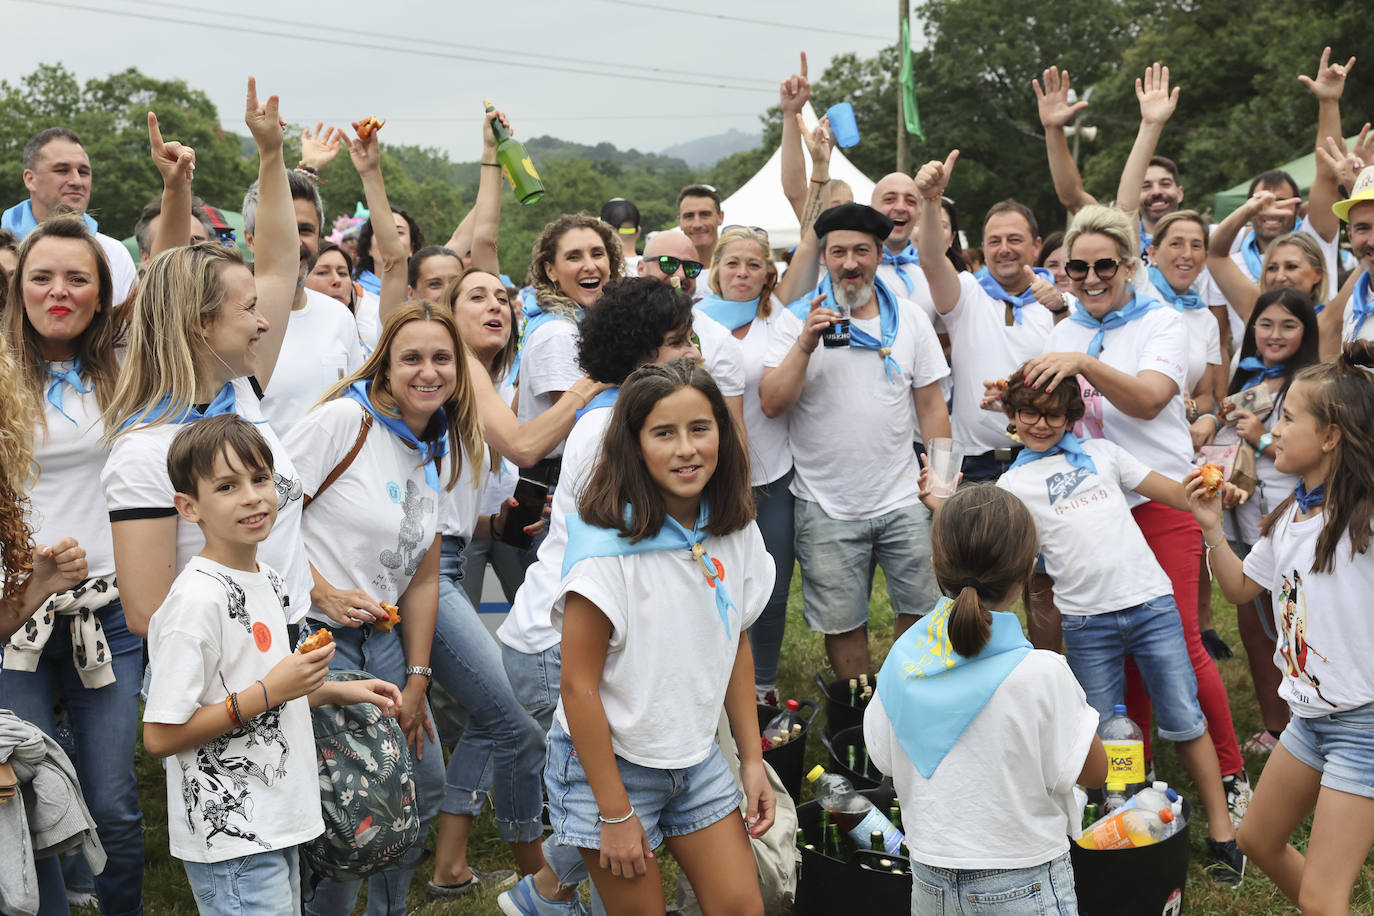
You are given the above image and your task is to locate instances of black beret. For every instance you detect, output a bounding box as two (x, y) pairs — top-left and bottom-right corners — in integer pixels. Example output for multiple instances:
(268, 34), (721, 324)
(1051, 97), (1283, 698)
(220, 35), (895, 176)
(813, 203), (893, 243)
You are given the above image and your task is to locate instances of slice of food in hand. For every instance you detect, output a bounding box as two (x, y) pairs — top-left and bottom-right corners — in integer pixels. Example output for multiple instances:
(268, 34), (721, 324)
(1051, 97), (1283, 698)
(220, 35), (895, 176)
(298, 628), (334, 654)
(373, 602), (402, 633)
(1199, 463), (1225, 499)
(356, 116), (386, 139)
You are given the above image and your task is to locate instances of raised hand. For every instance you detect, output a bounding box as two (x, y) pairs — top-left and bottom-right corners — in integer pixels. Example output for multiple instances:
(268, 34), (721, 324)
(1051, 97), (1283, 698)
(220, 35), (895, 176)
(779, 51), (811, 115)
(340, 120), (383, 176)
(1034, 66), (1088, 130)
(482, 106), (511, 153)
(914, 150), (959, 198)
(1298, 46), (1356, 102)
(1317, 124), (1373, 190)
(147, 112), (195, 188)
(300, 122), (343, 170)
(244, 76), (286, 151)
(1136, 62), (1179, 126)
(798, 112), (833, 167)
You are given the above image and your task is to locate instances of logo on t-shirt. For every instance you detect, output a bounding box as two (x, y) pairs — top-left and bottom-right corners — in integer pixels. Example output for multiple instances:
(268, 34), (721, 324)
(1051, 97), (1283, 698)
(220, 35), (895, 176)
(274, 472), (303, 510)
(386, 481), (402, 504)
(1046, 467), (1092, 505)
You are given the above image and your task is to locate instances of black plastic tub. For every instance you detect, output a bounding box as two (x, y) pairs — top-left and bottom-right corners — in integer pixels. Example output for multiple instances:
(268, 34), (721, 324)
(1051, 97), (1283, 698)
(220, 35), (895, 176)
(825, 725), (885, 790)
(794, 786), (911, 915)
(1069, 798), (1193, 916)
(756, 700), (817, 803)
(814, 672), (874, 739)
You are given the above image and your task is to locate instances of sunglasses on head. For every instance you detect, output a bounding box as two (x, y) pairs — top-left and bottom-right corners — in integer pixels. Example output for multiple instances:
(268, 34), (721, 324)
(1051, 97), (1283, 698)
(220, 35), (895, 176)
(722, 224), (769, 242)
(653, 255), (703, 279)
(1064, 257), (1121, 281)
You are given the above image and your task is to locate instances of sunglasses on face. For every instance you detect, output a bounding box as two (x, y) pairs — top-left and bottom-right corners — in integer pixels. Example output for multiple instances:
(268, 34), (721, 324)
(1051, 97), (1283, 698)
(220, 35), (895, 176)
(1064, 258), (1121, 281)
(1014, 407), (1069, 428)
(653, 255), (704, 279)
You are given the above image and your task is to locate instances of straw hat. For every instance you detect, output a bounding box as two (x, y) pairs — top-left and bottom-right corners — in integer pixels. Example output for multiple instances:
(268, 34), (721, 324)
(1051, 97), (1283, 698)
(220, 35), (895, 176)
(1333, 165), (1374, 222)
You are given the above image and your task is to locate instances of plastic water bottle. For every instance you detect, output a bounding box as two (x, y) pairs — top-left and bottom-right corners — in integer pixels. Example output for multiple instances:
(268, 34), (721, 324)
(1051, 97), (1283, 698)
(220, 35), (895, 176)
(1100, 705), (1146, 794)
(1122, 781), (1179, 814)
(1078, 807), (1175, 850)
(762, 699), (804, 745)
(1160, 799), (1186, 839)
(1102, 781), (1129, 815)
(806, 766), (905, 854)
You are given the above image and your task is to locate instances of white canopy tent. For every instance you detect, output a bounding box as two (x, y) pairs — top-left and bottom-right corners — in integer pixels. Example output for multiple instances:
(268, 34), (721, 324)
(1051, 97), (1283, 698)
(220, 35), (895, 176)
(718, 102), (877, 251)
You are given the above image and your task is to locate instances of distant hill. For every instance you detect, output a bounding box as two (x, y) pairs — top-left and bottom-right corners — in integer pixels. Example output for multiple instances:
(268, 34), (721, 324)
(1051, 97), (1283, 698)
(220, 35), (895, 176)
(661, 129), (763, 169)
(524, 136), (690, 172)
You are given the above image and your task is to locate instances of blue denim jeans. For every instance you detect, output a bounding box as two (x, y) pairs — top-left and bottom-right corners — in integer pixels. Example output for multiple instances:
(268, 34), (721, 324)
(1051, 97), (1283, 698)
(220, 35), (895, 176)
(183, 846), (300, 916)
(433, 536), (544, 842)
(0, 599), (144, 916)
(911, 851), (1079, 915)
(459, 535), (529, 607)
(748, 469), (795, 687)
(299, 621), (444, 916)
(1060, 596), (1208, 742)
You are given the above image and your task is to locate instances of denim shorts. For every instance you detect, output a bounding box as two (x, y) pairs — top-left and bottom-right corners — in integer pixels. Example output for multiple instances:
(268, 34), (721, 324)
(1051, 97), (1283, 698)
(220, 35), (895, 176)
(793, 498), (940, 633)
(1280, 702), (1374, 799)
(183, 846), (301, 915)
(1060, 595), (1207, 742)
(544, 723), (741, 850)
(911, 850), (1079, 915)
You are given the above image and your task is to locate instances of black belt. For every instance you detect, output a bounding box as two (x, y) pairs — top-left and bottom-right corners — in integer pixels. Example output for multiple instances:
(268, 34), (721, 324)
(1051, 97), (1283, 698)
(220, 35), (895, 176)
(972, 446), (1023, 463)
(524, 456), (563, 487)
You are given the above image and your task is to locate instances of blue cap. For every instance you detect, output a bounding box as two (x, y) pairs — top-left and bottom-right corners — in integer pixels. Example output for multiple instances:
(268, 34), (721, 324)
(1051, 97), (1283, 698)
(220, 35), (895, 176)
(1113, 704), (1127, 715)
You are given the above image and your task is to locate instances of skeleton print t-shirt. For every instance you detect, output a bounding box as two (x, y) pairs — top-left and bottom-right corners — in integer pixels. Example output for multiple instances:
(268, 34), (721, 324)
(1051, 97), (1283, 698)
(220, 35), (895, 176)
(144, 556), (323, 863)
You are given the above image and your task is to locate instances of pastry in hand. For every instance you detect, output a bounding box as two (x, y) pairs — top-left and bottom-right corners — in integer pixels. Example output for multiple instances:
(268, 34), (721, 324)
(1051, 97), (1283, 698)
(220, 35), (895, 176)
(298, 628), (334, 654)
(1198, 463), (1225, 500)
(356, 116), (386, 140)
(373, 602), (402, 633)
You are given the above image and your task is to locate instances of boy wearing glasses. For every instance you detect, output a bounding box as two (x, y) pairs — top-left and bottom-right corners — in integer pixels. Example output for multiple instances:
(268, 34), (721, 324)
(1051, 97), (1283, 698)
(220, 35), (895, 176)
(990, 364), (1247, 886)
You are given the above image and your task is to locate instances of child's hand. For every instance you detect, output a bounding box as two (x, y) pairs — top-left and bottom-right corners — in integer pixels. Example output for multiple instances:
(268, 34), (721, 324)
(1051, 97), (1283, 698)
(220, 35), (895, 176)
(1220, 482), (1249, 510)
(917, 453), (957, 514)
(1183, 467), (1223, 532)
(264, 641), (334, 704)
(598, 813), (654, 877)
(327, 678), (401, 717)
(739, 758), (776, 838)
(980, 378), (1006, 411)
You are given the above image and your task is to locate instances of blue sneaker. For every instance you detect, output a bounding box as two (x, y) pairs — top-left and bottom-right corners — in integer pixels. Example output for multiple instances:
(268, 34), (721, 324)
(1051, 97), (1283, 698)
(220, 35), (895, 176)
(498, 874), (589, 915)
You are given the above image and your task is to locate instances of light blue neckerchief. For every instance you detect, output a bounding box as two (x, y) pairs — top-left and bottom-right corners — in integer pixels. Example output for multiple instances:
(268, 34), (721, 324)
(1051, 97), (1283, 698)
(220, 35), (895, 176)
(1237, 356), (1286, 391)
(356, 269), (381, 296)
(785, 274), (832, 320)
(1139, 218), (1153, 255)
(976, 267), (1054, 325)
(1349, 271), (1374, 340)
(46, 359), (93, 426)
(1008, 429), (1099, 475)
(511, 288), (583, 382)
(575, 387), (619, 421)
(696, 294), (760, 332)
(1067, 291), (1165, 358)
(1241, 218), (1306, 280)
(875, 598), (1032, 777)
(1147, 266), (1205, 311)
(850, 277), (903, 383)
(1, 200), (98, 238)
(881, 242), (920, 294)
(119, 381), (237, 431)
(342, 380), (448, 492)
(561, 500), (739, 639)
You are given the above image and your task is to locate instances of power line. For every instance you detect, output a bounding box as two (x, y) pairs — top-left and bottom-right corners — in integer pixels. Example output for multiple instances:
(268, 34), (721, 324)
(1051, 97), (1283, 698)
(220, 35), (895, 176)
(320, 114), (763, 124)
(594, 0), (889, 41)
(4, 0), (777, 96)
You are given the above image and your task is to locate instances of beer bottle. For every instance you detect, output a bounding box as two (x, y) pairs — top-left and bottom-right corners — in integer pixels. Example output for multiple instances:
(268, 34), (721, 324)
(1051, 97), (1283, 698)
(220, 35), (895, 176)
(846, 745), (857, 772)
(848, 678), (859, 707)
(870, 830), (885, 851)
(483, 100), (545, 205)
(825, 822), (843, 859)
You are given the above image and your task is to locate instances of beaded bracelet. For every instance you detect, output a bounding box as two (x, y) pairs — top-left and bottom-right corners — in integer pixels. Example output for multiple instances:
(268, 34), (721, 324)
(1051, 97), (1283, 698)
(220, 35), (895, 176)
(599, 806), (636, 825)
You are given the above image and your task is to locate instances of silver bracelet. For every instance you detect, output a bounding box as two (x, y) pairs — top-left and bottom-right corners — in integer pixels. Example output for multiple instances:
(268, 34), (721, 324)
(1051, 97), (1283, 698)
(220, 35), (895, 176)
(598, 806), (636, 824)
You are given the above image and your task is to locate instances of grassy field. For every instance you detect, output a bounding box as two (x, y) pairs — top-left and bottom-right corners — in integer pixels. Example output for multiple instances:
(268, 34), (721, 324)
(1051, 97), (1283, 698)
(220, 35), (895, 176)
(118, 570), (1374, 914)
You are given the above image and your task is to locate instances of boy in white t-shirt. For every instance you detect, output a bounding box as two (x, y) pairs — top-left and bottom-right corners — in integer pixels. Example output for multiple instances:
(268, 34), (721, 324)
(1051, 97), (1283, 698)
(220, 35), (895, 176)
(988, 366), (1244, 886)
(142, 416), (399, 915)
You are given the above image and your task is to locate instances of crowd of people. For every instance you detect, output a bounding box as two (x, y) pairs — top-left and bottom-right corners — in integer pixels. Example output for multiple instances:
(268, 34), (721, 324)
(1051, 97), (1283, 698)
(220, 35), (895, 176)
(1, 43), (1373, 916)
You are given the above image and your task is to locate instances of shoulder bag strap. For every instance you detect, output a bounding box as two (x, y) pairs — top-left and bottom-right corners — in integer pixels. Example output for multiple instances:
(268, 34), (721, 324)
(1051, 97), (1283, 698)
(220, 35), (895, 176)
(304, 411), (373, 509)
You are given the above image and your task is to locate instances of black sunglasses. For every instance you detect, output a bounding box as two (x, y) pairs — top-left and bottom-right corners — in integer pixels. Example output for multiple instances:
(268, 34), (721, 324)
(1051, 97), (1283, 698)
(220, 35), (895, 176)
(653, 255), (704, 279)
(1064, 257), (1121, 281)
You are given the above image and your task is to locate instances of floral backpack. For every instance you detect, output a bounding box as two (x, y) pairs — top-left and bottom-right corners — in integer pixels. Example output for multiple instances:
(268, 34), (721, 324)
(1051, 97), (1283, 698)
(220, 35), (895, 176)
(299, 669), (420, 886)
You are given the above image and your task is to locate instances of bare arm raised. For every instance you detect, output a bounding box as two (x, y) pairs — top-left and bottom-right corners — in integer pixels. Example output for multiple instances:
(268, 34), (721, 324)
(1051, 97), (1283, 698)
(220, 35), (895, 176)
(243, 77), (297, 389)
(1034, 67), (1096, 215)
(1115, 62), (1180, 245)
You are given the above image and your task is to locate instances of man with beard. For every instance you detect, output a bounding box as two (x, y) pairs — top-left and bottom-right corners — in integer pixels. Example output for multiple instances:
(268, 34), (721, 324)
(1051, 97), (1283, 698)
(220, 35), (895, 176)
(1331, 166), (1374, 345)
(760, 203), (950, 678)
(2, 127), (139, 301)
(244, 167), (364, 432)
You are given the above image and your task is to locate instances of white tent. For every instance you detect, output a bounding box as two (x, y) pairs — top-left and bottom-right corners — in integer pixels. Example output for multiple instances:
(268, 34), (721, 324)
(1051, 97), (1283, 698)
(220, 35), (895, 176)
(719, 102), (877, 251)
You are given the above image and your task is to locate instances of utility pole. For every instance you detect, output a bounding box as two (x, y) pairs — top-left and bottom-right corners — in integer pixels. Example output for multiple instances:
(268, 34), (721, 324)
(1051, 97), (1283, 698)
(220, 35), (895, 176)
(896, 0), (909, 174)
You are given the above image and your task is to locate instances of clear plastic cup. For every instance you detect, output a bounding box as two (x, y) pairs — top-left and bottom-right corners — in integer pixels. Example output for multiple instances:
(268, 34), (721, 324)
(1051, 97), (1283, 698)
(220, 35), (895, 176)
(926, 438), (963, 497)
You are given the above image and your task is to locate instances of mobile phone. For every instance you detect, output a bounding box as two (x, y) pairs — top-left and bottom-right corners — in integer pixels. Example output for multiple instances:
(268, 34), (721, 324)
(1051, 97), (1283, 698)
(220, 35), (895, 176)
(499, 477), (549, 550)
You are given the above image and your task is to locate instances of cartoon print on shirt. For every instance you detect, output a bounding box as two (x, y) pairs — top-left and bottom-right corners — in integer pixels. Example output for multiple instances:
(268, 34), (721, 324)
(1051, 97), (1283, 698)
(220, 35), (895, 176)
(274, 471), (303, 510)
(379, 479), (434, 576)
(1277, 570), (1336, 707)
(265, 568), (289, 614)
(196, 569), (251, 634)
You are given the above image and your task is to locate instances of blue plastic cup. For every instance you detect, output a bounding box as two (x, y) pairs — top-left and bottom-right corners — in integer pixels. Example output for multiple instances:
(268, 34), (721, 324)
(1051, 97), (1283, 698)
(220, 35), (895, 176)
(825, 102), (861, 148)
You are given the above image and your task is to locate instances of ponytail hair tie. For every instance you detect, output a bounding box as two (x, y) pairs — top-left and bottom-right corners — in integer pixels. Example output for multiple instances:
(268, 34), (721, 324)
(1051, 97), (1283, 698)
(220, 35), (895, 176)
(960, 577), (982, 590)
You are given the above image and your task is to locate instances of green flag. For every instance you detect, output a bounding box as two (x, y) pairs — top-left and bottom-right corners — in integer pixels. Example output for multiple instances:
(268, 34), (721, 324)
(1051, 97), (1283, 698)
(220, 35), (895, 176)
(899, 19), (923, 139)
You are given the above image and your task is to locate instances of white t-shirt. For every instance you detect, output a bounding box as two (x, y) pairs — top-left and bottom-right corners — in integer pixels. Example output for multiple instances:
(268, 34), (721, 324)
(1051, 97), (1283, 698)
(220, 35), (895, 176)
(943, 273), (1054, 454)
(864, 651), (1098, 869)
(439, 444), (485, 541)
(283, 399), (445, 622)
(498, 407), (613, 655)
(97, 233), (137, 306)
(764, 299), (949, 520)
(260, 289), (365, 436)
(877, 260), (945, 334)
(1138, 279), (1223, 396)
(697, 305), (793, 486)
(1244, 506), (1374, 717)
(997, 439), (1174, 615)
(552, 522), (773, 768)
(477, 376), (519, 518)
(1044, 307), (1192, 507)
(517, 318), (582, 459)
(1220, 387), (1297, 546)
(691, 307), (745, 398)
(143, 556), (322, 863)
(31, 373), (114, 578)
(355, 288), (382, 353)
(102, 378), (312, 620)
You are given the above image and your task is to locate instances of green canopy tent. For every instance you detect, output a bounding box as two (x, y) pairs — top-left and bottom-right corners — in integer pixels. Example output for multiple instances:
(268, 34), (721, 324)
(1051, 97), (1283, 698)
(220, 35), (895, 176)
(1211, 135), (1360, 220)
(120, 207), (251, 264)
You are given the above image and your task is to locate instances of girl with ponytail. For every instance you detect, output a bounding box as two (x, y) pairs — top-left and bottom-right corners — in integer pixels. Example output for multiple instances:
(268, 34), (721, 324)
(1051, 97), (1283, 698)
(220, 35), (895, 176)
(864, 484), (1105, 914)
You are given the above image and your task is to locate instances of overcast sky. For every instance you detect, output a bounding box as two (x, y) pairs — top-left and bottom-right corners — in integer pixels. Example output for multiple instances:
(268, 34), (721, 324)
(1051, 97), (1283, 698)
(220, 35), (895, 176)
(4, 0), (905, 159)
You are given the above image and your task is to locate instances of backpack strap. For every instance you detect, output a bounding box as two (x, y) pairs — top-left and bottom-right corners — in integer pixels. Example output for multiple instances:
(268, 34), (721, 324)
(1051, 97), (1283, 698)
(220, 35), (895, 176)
(305, 411), (373, 509)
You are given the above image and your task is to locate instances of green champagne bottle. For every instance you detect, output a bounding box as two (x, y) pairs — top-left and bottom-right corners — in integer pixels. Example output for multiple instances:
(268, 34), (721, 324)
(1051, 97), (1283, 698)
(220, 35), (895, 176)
(870, 829), (884, 851)
(483, 100), (545, 205)
(826, 823), (844, 861)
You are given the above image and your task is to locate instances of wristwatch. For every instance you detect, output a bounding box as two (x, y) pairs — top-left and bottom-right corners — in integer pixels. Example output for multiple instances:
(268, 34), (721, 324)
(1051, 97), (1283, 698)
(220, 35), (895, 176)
(1047, 294), (1069, 316)
(404, 666), (433, 681)
(1255, 432), (1274, 457)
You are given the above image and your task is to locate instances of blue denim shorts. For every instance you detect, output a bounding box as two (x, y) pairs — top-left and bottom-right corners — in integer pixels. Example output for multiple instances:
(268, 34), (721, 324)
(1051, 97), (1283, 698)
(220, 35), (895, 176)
(183, 846), (301, 916)
(1280, 702), (1374, 799)
(544, 723), (741, 850)
(911, 850), (1079, 915)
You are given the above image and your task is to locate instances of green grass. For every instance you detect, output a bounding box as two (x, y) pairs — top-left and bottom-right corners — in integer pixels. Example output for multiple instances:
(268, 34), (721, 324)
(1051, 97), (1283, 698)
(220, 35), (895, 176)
(121, 569), (1374, 914)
